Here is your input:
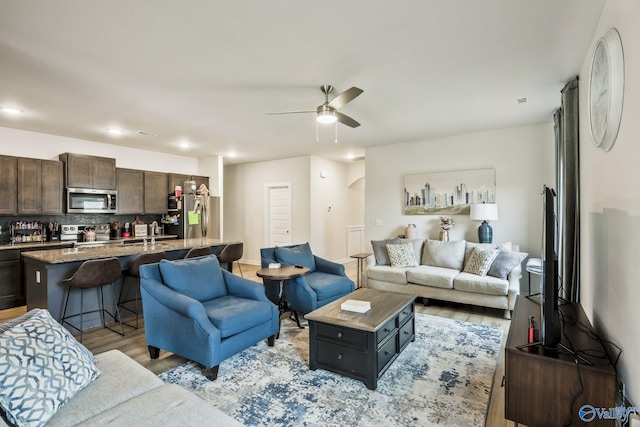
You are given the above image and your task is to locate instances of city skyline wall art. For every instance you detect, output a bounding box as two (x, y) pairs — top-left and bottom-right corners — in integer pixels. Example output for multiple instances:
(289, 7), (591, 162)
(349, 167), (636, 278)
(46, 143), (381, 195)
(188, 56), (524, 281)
(403, 168), (495, 215)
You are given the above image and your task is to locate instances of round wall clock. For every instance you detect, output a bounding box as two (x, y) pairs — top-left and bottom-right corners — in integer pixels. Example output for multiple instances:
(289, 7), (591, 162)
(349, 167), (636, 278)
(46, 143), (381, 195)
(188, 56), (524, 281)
(588, 28), (624, 152)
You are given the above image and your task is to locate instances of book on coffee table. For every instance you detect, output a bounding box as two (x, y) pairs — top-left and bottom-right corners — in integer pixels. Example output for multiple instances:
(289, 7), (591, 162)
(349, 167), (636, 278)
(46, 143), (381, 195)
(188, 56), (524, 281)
(341, 299), (371, 313)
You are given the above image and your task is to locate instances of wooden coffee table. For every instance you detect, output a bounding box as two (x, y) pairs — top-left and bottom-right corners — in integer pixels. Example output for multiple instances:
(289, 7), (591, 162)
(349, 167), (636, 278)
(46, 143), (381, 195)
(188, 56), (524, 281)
(305, 288), (416, 390)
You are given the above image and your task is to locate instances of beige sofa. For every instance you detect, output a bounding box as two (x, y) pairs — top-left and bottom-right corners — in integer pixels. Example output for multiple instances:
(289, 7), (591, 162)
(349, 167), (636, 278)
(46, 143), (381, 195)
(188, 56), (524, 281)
(364, 239), (525, 318)
(0, 348), (241, 427)
(0, 349), (241, 427)
(0, 309), (241, 427)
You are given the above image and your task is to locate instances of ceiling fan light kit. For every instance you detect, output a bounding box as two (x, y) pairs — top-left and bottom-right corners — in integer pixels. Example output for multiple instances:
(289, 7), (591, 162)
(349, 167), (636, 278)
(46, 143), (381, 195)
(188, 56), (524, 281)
(317, 107), (337, 124)
(267, 84), (363, 142)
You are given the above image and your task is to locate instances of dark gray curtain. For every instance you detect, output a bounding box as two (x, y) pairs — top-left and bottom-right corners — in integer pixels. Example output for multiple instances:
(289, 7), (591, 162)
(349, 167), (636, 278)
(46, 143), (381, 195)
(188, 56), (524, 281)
(554, 78), (580, 302)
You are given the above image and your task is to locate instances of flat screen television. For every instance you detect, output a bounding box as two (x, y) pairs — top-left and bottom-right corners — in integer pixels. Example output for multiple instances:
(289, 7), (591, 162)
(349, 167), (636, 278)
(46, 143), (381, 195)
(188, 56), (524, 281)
(541, 186), (561, 347)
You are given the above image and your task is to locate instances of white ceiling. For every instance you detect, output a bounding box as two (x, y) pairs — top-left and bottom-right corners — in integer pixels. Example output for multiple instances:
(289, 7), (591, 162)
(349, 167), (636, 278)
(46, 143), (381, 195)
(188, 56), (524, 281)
(0, 1), (604, 165)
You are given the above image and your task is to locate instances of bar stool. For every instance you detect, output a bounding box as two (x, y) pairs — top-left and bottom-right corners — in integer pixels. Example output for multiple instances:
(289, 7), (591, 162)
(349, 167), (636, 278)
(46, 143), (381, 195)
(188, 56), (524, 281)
(184, 246), (211, 258)
(119, 251), (166, 329)
(217, 242), (244, 276)
(60, 257), (124, 342)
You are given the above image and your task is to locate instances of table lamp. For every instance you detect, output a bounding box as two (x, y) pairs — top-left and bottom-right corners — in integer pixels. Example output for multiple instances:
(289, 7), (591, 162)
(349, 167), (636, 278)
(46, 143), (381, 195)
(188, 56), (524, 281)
(470, 203), (498, 243)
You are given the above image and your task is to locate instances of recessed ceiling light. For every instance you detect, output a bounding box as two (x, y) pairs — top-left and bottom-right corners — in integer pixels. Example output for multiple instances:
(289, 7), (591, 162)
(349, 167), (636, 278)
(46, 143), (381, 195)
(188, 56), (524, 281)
(179, 141), (190, 149)
(1, 107), (23, 115)
(106, 128), (124, 136)
(227, 151), (237, 158)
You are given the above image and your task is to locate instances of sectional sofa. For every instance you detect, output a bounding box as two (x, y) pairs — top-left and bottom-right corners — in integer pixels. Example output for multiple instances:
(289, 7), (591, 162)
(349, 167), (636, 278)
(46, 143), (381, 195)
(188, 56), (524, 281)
(364, 238), (526, 318)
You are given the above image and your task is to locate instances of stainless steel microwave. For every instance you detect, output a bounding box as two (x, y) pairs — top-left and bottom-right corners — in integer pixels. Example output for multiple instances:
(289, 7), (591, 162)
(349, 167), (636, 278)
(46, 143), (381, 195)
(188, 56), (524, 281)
(66, 188), (117, 213)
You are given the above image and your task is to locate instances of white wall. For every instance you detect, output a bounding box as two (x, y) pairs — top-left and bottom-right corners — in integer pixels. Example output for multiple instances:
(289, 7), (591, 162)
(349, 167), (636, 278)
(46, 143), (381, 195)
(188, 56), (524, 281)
(579, 0), (640, 402)
(224, 157), (311, 265)
(224, 156), (365, 265)
(365, 123), (555, 259)
(0, 126), (201, 174)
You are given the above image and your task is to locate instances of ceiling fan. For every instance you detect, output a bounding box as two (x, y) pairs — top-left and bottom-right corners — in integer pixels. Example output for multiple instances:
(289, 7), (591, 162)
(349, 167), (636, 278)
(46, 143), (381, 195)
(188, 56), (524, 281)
(266, 85), (363, 128)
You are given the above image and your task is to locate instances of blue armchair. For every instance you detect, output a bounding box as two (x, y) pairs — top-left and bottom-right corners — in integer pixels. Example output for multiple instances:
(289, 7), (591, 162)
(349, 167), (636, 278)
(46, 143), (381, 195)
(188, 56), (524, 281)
(139, 255), (279, 380)
(260, 243), (355, 316)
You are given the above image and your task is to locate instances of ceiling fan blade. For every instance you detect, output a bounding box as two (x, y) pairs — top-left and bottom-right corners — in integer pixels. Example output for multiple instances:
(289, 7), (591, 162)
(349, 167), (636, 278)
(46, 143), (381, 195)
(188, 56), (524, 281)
(335, 111), (360, 128)
(327, 87), (363, 110)
(265, 110), (316, 115)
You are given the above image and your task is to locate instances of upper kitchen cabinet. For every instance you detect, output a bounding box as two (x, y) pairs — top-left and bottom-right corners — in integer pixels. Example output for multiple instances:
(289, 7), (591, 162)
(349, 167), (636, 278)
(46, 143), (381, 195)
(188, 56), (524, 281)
(0, 156), (17, 215)
(59, 153), (116, 189)
(116, 168), (144, 214)
(144, 171), (169, 214)
(41, 160), (64, 214)
(17, 158), (41, 214)
(17, 158), (64, 215)
(168, 173), (209, 194)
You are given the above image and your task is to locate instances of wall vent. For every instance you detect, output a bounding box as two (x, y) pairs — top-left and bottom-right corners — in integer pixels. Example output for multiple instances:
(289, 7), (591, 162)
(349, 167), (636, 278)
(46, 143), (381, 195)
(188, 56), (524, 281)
(136, 130), (158, 136)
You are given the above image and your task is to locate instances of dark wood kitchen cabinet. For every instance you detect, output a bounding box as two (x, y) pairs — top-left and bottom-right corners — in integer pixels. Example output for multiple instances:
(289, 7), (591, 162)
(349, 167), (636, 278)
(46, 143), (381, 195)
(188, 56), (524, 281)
(0, 250), (22, 310)
(17, 158), (41, 214)
(0, 155), (18, 215)
(168, 173), (210, 194)
(59, 153), (116, 189)
(116, 168), (144, 214)
(144, 171), (169, 214)
(17, 158), (64, 215)
(41, 160), (64, 214)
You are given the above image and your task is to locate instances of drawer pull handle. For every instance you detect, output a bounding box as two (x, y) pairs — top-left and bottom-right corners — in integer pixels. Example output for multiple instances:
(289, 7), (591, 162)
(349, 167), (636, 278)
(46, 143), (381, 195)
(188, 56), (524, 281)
(337, 354), (343, 360)
(403, 331), (409, 335)
(337, 332), (343, 338)
(384, 351), (390, 355)
(402, 311), (408, 315)
(383, 328), (390, 333)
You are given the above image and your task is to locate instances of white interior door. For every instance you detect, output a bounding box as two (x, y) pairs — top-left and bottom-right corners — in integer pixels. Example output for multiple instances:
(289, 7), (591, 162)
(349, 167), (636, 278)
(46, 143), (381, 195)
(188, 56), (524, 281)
(266, 184), (291, 247)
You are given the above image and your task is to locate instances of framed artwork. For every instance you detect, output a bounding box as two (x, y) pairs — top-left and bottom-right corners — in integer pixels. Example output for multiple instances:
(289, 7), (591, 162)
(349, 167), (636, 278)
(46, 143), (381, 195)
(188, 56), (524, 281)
(403, 168), (495, 215)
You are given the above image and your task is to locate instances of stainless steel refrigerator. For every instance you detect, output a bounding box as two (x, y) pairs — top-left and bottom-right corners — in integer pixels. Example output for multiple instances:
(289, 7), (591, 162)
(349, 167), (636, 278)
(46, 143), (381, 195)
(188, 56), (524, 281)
(165, 195), (220, 239)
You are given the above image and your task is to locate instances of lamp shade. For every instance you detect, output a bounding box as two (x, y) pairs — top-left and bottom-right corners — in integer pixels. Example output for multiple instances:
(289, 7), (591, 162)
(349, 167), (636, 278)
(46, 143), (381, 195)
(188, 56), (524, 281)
(470, 203), (498, 221)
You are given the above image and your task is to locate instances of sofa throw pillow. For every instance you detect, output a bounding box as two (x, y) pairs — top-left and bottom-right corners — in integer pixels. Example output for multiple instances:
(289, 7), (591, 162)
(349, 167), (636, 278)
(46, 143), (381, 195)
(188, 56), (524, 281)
(463, 246), (500, 276)
(0, 309), (40, 334)
(371, 238), (401, 266)
(386, 243), (418, 268)
(0, 309), (101, 427)
(399, 238), (424, 265)
(159, 256), (226, 302)
(276, 243), (316, 272)
(488, 249), (528, 279)
(421, 239), (466, 270)
(464, 241), (511, 266)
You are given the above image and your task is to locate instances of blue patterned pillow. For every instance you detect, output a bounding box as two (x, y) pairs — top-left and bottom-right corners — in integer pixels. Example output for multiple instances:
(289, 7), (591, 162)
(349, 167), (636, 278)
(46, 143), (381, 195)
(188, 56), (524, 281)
(0, 309), (39, 334)
(0, 309), (101, 427)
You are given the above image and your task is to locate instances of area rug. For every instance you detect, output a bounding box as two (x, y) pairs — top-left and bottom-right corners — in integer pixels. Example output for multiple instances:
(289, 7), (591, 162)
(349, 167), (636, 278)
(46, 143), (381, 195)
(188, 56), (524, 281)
(159, 313), (503, 427)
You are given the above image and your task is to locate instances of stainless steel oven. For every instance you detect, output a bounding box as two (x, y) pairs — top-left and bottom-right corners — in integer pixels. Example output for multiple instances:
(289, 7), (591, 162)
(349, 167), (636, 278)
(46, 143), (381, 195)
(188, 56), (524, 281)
(66, 188), (117, 213)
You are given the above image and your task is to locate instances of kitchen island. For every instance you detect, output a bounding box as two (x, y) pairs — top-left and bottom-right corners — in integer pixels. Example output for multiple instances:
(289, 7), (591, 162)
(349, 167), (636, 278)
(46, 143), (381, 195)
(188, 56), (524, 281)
(22, 238), (238, 328)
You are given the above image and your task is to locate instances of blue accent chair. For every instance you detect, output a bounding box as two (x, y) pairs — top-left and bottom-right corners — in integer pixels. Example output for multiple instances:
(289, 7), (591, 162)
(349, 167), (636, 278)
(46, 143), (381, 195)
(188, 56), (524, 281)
(260, 243), (355, 316)
(139, 255), (279, 380)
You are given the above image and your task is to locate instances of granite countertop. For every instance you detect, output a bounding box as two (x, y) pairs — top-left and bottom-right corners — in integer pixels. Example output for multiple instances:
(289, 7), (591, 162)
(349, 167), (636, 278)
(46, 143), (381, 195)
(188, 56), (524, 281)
(21, 238), (234, 264)
(0, 235), (178, 251)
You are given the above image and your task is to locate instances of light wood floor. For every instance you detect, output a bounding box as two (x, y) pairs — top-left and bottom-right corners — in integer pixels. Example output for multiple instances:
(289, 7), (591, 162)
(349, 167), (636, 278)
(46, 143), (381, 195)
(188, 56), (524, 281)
(0, 260), (516, 427)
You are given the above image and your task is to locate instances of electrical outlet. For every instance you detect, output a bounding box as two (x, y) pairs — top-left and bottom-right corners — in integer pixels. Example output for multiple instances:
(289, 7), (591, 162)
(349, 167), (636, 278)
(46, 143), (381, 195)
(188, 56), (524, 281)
(375, 219), (382, 226)
(35, 270), (40, 284)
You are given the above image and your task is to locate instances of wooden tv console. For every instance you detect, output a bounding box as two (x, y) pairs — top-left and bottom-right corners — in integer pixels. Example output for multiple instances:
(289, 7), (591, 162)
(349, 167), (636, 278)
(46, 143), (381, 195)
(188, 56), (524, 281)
(505, 295), (616, 426)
